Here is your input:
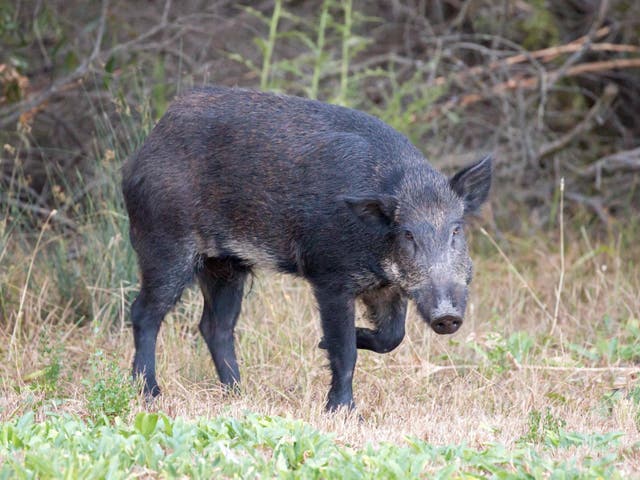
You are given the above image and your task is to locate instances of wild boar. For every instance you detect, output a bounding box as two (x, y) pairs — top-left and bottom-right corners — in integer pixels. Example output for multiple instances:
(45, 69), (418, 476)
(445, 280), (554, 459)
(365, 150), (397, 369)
(122, 86), (492, 411)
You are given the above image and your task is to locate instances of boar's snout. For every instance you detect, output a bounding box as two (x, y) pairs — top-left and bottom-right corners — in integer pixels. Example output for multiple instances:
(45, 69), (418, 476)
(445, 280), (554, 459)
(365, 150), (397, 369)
(429, 294), (464, 334)
(431, 314), (462, 334)
(413, 282), (468, 335)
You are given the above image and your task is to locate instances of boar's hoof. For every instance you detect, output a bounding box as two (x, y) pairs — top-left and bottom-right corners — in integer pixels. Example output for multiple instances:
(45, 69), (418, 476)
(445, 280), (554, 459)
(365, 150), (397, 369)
(326, 399), (356, 413)
(141, 384), (161, 403)
(221, 382), (242, 397)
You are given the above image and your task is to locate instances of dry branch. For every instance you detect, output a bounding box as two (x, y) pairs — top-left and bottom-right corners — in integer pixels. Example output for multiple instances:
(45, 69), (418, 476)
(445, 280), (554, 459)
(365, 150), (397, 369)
(0, 0), (178, 130)
(431, 26), (619, 87)
(578, 147), (640, 178)
(429, 57), (640, 119)
(0, 0), (110, 129)
(537, 83), (618, 161)
(565, 192), (611, 225)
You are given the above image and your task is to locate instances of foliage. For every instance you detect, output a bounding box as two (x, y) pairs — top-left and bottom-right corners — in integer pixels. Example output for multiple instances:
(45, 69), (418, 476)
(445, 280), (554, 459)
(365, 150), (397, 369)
(467, 331), (535, 375)
(3, 1), (638, 226)
(23, 343), (62, 399)
(519, 408), (567, 446)
(566, 317), (640, 364)
(83, 350), (137, 424)
(0, 412), (628, 479)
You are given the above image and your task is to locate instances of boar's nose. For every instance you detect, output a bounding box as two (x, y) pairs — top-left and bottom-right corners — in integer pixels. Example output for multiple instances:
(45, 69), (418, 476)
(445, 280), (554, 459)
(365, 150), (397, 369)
(431, 314), (462, 334)
(427, 282), (466, 335)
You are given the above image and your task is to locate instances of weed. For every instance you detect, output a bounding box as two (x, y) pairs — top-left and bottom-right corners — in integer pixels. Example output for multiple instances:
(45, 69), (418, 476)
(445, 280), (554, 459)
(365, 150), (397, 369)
(25, 343), (62, 399)
(567, 317), (640, 364)
(83, 350), (136, 424)
(520, 408), (567, 446)
(468, 331), (535, 375)
(230, 0), (375, 103)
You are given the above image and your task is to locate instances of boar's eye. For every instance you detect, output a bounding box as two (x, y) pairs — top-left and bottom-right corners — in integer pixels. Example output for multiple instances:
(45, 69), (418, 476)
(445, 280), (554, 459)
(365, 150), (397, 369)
(451, 224), (463, 246)
(401, 229), (416, 256)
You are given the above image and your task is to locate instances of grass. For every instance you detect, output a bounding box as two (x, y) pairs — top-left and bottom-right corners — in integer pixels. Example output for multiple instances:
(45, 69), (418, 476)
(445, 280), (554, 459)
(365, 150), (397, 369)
(1, 204), (640, 475)
(2, 88), (640, 479)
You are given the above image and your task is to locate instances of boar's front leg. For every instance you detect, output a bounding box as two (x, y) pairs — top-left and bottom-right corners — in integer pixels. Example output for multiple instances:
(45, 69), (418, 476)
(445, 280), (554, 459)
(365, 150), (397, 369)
(356, 286), (407, 353)
(314, 285), (357, 411)
(197, 258), (248, 389)
(318, 286), (407, 354)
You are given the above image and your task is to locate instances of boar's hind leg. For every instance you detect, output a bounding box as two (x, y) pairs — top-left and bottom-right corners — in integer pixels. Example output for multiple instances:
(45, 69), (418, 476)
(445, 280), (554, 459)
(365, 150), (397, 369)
(356, 287), (407, 353)
(314, 285), (357, 411)
(197, 258), (248, 389)
(132, 256), (194, 398)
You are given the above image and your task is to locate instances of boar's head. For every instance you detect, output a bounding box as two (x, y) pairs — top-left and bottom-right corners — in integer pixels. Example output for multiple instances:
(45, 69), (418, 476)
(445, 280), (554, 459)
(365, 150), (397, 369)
(344, 155), (492, 335)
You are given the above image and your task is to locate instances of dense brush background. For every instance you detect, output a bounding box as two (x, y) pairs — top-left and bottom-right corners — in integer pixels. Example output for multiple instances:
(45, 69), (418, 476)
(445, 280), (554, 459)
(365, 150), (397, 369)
(2, 0), (640, 226)
(1, 0), (640, 477)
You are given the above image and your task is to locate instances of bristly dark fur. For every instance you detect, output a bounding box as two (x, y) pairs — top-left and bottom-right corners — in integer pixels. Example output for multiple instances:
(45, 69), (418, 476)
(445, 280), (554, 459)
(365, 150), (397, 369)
(122, 86), (492, 411)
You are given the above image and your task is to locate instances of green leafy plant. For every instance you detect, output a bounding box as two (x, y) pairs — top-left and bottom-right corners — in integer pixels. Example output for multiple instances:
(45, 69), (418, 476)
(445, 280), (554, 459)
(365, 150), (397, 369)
(30, 355), (61, 399)
(83, 350), (136, 424)
(519, 408), (567, 446)
(567, 317), (640, 364)
(0, 412), (625, 479)
(468, 331), (535, 375)
(229, 0), (374, 102)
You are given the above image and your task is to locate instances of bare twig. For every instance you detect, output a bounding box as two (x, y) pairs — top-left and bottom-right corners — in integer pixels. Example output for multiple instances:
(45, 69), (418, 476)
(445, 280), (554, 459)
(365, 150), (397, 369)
(33, 0), (53, 70)
(565, 192), (611, 225)
(90, 0), (109, 61)
(544, 0), (610, 94)
(561, 57), (640, 77)
(429, 58), (640, 119)
(0, 0), (109, 129)
(578, 147), (640, 178)
(430, 26), (617, 88)
(0, 0), (178, 130)
(108, 0), (172, 57)
(537, 83), (618, 161)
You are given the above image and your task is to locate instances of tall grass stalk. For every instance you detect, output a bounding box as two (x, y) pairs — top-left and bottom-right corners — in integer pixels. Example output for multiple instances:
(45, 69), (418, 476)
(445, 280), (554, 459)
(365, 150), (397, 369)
(260, 0), (283, 90)
(310, 0), (331, 99)
(10, 209), (57, 358)
(551, 177), (565, 336)
(338, 0), (352, 105)
(480, 226), (553, 323)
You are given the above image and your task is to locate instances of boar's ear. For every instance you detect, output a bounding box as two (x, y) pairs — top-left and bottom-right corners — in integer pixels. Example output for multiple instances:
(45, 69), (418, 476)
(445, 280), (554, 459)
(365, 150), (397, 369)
(341, 194), (398, 228)
(449, 154), (492, 215)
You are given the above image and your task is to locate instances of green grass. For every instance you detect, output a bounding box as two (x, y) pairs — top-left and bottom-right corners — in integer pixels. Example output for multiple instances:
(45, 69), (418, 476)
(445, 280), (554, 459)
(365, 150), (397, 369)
(0, 412), (630, 479)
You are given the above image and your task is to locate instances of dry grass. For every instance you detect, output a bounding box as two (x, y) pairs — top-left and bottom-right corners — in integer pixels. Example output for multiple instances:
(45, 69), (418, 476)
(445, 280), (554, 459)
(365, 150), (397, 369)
(1, 220), (639, 467)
